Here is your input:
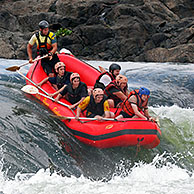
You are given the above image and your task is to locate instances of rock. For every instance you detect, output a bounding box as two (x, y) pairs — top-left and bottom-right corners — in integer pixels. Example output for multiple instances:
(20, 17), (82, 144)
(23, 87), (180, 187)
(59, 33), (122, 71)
(0, 0), (194, 63)
(138, 43), (194, 63)
(0, 38), (15, 58)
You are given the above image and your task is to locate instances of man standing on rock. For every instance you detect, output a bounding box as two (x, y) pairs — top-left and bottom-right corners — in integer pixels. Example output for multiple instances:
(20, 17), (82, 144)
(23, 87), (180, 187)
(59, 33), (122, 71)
(27, 20), (59, 77)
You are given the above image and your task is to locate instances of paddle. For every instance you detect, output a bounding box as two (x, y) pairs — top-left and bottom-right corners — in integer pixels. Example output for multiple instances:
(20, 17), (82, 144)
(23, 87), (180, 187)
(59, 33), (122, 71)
(21, 85), (70, 109)
(98, 66), (106, 73)
(17, 70), (49, 95)
(155, 117), (160, 127)
(6, 55), (48, 72)
(53, 115), (117, 121)
(54, 115), (161, 124)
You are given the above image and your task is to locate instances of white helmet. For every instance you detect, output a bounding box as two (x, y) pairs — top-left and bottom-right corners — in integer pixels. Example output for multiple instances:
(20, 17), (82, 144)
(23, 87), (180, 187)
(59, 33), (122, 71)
(55, 62), (65, 73)
(70, 73), (80, 82)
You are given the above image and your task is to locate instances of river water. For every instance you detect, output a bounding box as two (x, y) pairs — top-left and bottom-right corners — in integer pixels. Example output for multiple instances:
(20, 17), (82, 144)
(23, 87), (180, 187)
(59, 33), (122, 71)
(0, 58), (193, 194)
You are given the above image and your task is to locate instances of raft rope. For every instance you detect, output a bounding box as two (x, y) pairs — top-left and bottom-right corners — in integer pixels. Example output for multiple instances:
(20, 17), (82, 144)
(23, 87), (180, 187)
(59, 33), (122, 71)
(135, 137), (144, 157)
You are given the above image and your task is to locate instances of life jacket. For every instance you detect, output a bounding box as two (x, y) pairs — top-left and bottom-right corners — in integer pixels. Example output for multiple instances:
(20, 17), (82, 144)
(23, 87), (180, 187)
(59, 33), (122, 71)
(56, 72), (71, 89)
(86, 95), (107, 117)
(122, 90), (148, 116)
(104, 80), (127, 105)
(94, 72), (115, 90)
(66, 82), (88, 104)
(36, 31), (53, 56)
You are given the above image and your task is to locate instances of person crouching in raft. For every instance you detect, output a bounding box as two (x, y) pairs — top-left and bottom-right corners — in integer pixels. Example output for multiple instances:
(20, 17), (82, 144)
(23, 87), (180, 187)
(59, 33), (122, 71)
(116, 87), (155, 121)
(104, 74), (129, 108)
(55, 73), (88, 109)
(76, 88), (114, 121)
(37, 62), (72, 95)
(94, 63), (121, 90)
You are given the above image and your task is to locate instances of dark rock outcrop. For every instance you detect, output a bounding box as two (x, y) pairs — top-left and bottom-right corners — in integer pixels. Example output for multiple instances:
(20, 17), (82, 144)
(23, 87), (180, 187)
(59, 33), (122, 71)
(0, 0), (194, 62)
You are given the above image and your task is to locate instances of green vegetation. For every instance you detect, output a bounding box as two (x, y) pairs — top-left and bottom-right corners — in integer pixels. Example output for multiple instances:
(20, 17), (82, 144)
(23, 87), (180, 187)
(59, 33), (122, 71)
(55, 28), (72, 38)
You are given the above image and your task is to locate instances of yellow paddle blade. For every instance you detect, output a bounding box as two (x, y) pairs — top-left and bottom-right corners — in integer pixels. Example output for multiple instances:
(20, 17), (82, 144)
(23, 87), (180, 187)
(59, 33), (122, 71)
(21, 85), (39, 94)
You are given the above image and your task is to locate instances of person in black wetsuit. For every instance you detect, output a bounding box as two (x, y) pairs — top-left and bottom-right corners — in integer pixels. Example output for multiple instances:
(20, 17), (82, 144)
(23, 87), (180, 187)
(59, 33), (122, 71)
(55, 73), (88, 109)
(37, 62), (72, 95)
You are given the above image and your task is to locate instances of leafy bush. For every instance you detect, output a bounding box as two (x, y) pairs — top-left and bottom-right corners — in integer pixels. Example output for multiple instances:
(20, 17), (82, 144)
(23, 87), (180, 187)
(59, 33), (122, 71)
(55, 28), (72, 38)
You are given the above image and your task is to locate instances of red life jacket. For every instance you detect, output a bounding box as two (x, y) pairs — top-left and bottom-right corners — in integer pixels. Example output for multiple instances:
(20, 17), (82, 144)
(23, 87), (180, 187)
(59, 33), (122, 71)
(122, 90), (148, 116)
(104, 80), (127, 106)
(94, 72), (115, 90)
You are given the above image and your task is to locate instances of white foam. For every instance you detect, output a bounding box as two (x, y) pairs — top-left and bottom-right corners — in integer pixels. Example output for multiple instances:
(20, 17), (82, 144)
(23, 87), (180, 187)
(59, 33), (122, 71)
(0, 151), (193, 194)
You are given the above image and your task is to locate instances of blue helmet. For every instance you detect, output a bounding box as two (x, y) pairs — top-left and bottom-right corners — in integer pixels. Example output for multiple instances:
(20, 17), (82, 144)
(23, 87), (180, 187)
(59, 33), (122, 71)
(138, 87), (150, 97)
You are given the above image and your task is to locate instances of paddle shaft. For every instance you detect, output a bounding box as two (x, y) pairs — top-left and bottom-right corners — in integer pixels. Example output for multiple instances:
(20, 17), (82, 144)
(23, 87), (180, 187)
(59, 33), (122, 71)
(59, 116), (116, 121)
(19, 72), (73, 112)
(19, 55), (48, 68)
(35, 91), (70, 108)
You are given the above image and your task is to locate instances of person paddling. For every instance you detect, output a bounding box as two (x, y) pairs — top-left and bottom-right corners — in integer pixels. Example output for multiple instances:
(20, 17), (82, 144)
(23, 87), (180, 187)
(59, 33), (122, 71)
(37, 62), (72, 93)
(104, 74), (129, 108)
(116, 87), (155, 121)
(94, 63), (121, 90)
(76, 88), (114, 121)
(55, 73), (88, 109)
(27, 20), (59, 77)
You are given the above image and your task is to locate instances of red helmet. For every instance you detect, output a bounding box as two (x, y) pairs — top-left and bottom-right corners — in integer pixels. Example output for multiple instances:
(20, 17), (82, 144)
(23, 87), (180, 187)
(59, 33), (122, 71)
(93, 88), (104, 99)
(70, 73), (80, 82)
(116, 74), (128, 85)
(55, 62), (65, 73)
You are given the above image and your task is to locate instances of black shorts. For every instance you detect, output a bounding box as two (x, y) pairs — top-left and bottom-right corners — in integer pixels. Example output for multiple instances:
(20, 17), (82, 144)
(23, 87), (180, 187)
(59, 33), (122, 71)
(86, 112), (104, 118)
(86, 113), (97, 118)
(41, 54), (60, 75)
(120, 111), (134, 118)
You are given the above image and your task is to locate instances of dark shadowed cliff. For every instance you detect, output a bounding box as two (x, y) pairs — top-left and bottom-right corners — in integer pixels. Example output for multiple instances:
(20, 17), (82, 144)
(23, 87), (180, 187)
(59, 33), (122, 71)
(0, 0), (194, 62)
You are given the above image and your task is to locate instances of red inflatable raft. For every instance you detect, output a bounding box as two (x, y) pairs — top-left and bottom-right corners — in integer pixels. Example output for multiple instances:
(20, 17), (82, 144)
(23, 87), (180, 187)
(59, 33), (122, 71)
(26, 51), (161, 149)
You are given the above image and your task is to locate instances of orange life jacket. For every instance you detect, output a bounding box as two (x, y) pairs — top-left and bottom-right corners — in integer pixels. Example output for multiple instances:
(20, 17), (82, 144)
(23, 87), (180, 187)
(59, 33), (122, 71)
(122, 89), (148, 116)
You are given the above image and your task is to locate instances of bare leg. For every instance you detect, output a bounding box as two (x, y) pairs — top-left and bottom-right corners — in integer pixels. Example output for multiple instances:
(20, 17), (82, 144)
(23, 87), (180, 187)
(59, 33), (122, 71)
(115, 114), (123, 119)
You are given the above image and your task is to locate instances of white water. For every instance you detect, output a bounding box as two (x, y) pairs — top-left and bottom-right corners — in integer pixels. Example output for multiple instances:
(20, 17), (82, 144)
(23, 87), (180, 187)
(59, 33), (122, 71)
(0, 152), (193, 194)
(0, 105), (193, 194)
(1, 58), (194, 194)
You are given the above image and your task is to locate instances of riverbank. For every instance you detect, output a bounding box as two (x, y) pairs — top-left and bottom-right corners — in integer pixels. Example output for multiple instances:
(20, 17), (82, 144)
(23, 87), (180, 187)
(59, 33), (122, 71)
(0, 0), (194, 62)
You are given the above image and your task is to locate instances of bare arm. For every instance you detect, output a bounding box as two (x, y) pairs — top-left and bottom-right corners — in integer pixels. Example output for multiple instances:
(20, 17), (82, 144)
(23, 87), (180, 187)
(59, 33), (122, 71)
(129, 96), (147, 119)
(144, 108), (150, 118)
(69, 97), (86, 109)
(50, 84), (67, 97)
(55, 93), (62, 101)
(50, 43), (57, 55)
(104, 111), (111, 118)
(113, 91), (127, 101)
(47, 43), (58, 61)
(37, 77), (49, 87)
(76, 106), (82, 118)
(27, 44), (33, 63)
(131, 104), (147, 119)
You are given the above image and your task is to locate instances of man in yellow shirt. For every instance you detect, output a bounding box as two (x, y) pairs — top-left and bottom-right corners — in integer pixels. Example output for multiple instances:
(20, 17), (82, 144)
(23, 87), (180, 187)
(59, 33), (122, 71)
(76, 88), (114, 120)
(27, 20), (59, 77)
